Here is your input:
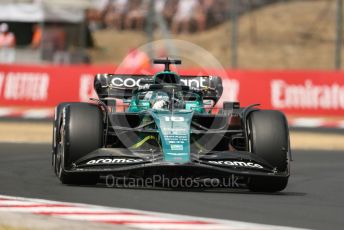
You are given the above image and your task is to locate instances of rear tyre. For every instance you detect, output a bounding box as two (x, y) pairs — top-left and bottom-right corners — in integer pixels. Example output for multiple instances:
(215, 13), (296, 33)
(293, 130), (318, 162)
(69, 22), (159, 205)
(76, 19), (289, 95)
(247, 110), (290, 192)
(56, 103), (103, 185)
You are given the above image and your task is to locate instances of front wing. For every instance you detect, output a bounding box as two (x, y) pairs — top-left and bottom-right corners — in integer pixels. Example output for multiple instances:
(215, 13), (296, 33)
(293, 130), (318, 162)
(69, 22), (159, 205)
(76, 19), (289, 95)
(65, 148), (289, 180)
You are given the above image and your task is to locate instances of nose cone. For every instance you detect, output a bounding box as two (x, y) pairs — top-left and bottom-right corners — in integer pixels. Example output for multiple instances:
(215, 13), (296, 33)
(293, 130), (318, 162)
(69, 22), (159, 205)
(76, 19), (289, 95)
(149, 110), (194, 163)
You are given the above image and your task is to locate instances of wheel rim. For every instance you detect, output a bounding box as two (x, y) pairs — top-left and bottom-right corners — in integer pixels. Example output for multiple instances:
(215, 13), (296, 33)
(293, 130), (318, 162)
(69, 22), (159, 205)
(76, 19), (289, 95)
(56, 143), (62, 178)
(56, 126), (65, 179)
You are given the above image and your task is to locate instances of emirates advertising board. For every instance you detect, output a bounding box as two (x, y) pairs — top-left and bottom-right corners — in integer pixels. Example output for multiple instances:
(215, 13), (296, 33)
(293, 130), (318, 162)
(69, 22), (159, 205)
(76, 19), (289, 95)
(0, 64), (344, 116)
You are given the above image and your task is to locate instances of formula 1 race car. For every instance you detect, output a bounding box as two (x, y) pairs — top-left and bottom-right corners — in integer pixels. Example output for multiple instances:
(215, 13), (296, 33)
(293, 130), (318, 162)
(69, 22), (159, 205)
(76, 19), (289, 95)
(52, 58), (291, 192)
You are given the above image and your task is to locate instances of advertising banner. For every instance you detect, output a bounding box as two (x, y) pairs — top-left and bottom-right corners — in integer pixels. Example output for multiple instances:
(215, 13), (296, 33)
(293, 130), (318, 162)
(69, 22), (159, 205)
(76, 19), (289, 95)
(1, 64), (344, 116)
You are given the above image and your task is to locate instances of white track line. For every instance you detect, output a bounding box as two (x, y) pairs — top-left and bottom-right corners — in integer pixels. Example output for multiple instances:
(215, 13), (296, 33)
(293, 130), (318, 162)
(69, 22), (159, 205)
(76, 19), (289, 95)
(289, 118), (325, 127)
(0, 194), (308, 230)
(0, 108), (12, 117)
(22, 109), (54, 119)
(57, 214), (179, 221)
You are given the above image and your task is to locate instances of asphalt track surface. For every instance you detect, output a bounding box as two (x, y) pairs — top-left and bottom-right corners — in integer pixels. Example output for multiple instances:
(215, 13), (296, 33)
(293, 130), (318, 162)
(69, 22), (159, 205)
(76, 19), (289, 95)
(0, 143), (343, 230)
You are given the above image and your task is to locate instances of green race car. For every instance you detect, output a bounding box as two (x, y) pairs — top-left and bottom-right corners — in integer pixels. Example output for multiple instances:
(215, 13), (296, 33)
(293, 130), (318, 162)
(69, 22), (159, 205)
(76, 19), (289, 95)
(52, 58), (291, 192)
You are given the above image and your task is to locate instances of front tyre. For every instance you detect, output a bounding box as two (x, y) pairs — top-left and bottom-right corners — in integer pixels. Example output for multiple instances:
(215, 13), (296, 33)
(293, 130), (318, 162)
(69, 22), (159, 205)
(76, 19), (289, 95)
(56, 103), (103, 185)
(52, 102), (77, 175)
(247, 110), (290, 192)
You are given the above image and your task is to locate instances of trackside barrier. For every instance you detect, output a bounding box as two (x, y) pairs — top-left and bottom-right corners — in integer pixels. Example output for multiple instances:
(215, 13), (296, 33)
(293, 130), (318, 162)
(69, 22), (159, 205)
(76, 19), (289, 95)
(1, 64), (344, 116)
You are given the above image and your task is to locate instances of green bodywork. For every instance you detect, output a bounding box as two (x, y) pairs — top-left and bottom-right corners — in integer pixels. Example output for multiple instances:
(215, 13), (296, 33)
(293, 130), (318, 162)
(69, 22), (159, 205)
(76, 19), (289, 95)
(126, 71), (207, 163)
(149, 110), (194, 163)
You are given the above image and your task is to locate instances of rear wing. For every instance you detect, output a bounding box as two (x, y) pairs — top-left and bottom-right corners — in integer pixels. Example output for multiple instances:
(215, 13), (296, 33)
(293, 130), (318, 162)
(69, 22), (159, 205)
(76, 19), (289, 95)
(94, 74), (223, 102)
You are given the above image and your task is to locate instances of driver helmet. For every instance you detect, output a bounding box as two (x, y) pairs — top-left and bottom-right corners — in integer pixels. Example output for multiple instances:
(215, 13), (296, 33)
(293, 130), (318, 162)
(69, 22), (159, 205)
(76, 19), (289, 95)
(151, 91), (169, 110)
(152, 99), (168, 109)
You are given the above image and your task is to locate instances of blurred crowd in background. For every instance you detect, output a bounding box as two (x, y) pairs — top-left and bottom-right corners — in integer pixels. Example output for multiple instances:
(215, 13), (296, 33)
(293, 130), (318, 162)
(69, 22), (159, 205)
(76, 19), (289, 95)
(87, 0), (276, 33)
(87, 0), (231, 33)
(0, 0), (282, 65)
